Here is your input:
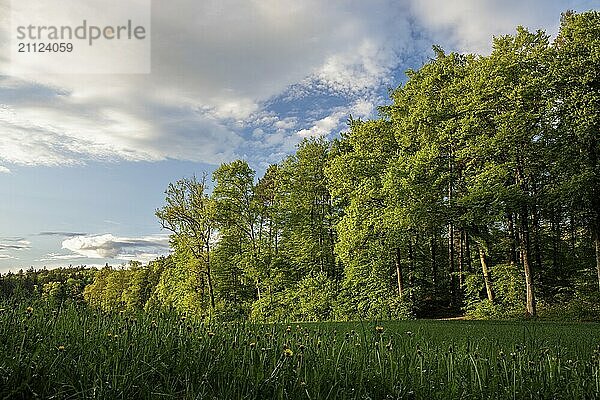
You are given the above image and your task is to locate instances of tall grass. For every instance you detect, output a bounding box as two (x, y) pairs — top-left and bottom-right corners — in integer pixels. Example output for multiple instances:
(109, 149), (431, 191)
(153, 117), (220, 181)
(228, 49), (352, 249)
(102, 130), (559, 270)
(1, 301), (599, 399)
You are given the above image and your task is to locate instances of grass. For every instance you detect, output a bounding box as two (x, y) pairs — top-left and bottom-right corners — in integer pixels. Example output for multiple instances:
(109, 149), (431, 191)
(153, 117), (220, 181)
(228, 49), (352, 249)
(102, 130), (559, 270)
(1, 302), (600, 399)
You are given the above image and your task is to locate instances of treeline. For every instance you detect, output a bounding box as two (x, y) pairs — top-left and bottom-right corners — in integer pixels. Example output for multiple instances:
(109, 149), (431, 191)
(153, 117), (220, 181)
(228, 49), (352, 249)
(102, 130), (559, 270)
(0, 266), (96, 305)
(14, 11), (600, 321)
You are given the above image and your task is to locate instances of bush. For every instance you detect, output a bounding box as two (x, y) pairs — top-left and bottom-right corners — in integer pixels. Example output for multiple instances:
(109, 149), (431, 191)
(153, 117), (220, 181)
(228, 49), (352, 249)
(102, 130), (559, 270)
(464, 263), (526, 319)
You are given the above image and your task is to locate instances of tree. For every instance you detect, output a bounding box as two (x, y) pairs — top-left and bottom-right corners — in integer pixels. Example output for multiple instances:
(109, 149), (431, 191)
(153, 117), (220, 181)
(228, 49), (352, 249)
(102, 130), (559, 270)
(552, 11), (600, 290)
(156, 175), (217, 309)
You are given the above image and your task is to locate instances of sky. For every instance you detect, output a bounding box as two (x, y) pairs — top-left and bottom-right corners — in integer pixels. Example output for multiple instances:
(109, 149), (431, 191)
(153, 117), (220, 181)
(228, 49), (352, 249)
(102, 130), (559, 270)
(0, 0), (597, 272)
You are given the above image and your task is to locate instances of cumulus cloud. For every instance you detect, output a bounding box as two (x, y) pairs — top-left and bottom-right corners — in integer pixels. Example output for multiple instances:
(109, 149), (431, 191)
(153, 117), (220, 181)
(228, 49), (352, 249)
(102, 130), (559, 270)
(0, 165), (10, 173)
(62, 234), (170, 263)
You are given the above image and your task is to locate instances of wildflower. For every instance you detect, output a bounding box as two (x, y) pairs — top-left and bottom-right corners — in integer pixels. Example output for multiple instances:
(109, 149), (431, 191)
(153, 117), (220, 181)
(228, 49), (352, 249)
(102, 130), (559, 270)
(317, 340), (322, 348)
(58, 345), (65, 352)
(375, 326), (384, 334)
(113, 334), (119, 339)
(284, 348), (294, 357)
(299, 381), (307, 387)
(405, 331), (413, 336)
(299, 344), (305, 352)
(286, 326), (291, 333)
(499, 351), (505, 359)
(26, 306), (34, 314)
(107, 332), (112, 337)
(250, 342), (256, 349)
(208, 332), (215, 338)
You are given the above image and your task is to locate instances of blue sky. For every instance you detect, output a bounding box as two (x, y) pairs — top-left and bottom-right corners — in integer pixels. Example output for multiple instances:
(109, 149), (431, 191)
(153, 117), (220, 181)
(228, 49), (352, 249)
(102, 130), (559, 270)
(0, 0), (596, 272)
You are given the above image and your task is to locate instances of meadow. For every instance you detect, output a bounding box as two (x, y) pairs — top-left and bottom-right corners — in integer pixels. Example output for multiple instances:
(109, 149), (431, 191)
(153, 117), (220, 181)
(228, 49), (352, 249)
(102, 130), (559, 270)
(0, 302), (599, 399)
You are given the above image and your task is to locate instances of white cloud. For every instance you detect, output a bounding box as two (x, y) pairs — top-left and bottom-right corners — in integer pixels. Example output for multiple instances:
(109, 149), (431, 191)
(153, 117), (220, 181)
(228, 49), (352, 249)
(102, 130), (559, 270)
(0, 166), (10, 174)
(296, 99), (377, 138)
(0, 238), (29, 261)
(408, 0), (570, 54)
(274, 117), (298, 131)
(62, 233), (170, 263)
(297, 111), (347, 138)
(35, 253), (84, 262)
(0, 0), (418, 167)
(0, 238), (31, 251)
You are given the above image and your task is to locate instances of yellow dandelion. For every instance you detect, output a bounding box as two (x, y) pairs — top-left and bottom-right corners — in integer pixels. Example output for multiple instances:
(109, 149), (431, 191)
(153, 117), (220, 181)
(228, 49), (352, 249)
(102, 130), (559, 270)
(284, 348), (294, 357)
(26, 306), (34, 314)
(375, 326), (384, 333)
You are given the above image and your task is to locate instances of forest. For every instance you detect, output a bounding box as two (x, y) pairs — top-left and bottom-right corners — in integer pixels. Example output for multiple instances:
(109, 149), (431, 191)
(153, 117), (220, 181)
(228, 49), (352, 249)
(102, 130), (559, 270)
(2, 11), (599, 322)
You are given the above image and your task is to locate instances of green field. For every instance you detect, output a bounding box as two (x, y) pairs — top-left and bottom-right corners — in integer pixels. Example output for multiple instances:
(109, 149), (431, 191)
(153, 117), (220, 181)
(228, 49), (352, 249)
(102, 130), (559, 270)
(1, 303), (599, 399)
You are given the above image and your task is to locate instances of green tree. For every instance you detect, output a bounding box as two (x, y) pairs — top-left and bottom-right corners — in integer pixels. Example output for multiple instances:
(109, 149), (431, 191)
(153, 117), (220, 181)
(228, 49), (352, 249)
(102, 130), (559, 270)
(156, 175), (217, 309)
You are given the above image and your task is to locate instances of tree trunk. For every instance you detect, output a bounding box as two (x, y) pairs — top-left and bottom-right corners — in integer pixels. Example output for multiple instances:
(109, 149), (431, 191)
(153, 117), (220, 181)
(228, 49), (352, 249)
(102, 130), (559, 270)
(465, 231), (472, 272)
(430, 236), (437, 295)
(508, 213), (518, 266)
(409, 235), (416, 289)
(520, 208), (536, 317)
(408, 238), (416, 301)
(458, 228), (464, 290)
(595, 232), (600, 292)
(552, 207), (560, 271)
(532, 203), (543, 273)
(448, 223), (456, 305)
(478, 246), (494, 303)
(205, 245), (216, 310)
(395, 247), (404, 300)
